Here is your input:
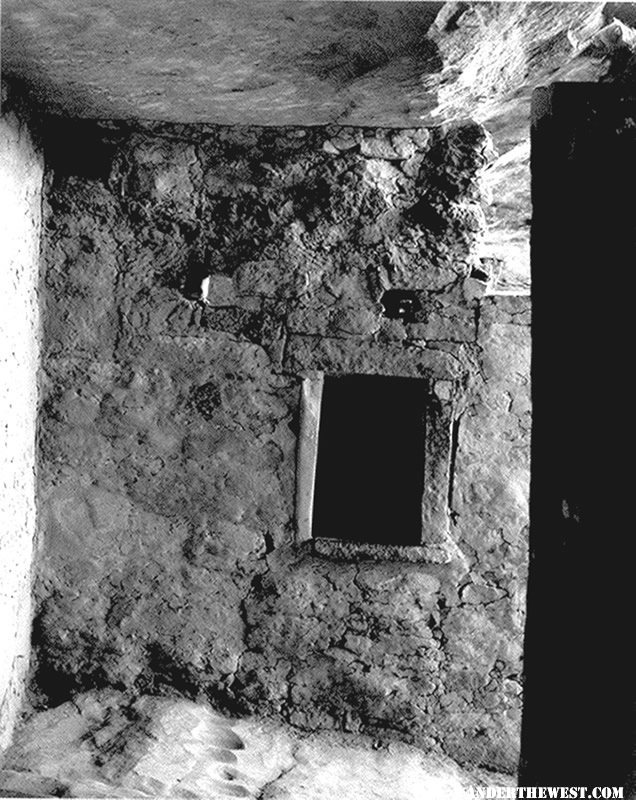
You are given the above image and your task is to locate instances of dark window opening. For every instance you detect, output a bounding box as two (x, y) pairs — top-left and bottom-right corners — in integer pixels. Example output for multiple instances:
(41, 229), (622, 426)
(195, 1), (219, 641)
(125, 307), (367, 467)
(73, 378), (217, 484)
(312, 375), (427, 546)
(380, 289), (421, 322)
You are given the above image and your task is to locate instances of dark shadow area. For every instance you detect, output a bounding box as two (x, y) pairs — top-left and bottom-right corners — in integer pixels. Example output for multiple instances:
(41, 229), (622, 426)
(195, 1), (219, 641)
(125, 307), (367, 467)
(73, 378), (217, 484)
(41, 118), (124, 181)
(380, 289), (422, 322)
(312, 375), (426, 546)
(29, 600), (115, 709)
(521, 84), (635, 789)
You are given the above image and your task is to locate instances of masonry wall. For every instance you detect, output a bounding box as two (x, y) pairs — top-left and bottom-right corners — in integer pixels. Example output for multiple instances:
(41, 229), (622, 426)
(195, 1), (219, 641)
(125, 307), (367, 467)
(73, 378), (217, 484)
(34, 120), (530, 772)
(0, 94), (43, 748)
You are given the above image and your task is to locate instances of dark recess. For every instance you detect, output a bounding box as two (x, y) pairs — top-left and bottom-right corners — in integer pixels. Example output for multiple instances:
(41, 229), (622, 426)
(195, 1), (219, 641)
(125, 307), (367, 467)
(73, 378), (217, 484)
(521, 84), (635, 789)
(312, 374), (426, 546)
(380, 289), (422, 322)
(43, 118), (122, 181)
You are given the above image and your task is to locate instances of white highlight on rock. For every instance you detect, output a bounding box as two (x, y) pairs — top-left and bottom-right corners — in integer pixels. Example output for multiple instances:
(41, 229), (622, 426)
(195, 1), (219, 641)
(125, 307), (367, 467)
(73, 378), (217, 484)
(0, 107), (43, 750)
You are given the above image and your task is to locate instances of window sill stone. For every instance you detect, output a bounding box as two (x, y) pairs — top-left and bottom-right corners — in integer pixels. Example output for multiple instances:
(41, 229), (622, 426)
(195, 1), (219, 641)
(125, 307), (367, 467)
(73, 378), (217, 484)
(312, 538), (452, 564)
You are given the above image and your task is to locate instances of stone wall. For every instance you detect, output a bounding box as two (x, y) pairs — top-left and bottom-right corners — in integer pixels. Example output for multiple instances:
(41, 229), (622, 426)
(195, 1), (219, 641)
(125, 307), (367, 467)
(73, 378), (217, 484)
(0, 90), (43, 749)
(34, 120), (530, 772)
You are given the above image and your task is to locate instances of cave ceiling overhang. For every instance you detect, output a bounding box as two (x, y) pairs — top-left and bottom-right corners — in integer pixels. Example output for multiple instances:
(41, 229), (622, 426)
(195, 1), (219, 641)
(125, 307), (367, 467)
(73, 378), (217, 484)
(5, 1), (635, 291)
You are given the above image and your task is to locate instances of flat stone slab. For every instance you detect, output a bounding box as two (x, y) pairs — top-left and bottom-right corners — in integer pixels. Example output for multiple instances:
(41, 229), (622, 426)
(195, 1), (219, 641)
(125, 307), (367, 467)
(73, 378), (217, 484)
(1, 691), (515, 798)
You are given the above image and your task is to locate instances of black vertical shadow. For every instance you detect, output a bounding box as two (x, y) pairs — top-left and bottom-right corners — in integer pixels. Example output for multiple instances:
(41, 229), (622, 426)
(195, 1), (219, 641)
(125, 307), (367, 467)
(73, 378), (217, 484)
(520, 84), (635, 788)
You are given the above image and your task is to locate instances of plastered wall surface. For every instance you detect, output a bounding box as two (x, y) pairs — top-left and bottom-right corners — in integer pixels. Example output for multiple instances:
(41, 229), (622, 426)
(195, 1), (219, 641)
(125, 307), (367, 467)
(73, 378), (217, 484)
(0, 103), (43, 749)
(34, 121), (530, 772)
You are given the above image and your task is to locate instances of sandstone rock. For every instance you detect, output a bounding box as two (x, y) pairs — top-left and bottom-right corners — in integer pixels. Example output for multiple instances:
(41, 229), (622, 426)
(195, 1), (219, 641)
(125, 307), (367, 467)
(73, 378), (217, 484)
(122, 137), (201, 220)
(283, 334), (467, 379)
(359, 136), (399, 160)
(479, 295), (531, 327)
(406, 313), (476, 343)
(205, 274), (238, 306)
(0, 769), (70, 798)
(325, 133), (358, 152)
(2, 690), (125, 782)
(321, 141), (339, 155)
(462, 275), (489, 302)
(234, 261), (289, 298)
(3, 1), (607, 132)
(2, 694), (516, 800)
(401, 153), (426, 179)
(257, 739), (514, 800)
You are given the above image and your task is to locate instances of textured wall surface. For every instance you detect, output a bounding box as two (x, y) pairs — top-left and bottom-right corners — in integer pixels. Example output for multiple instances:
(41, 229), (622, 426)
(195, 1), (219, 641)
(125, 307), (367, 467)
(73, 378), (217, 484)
(0, 99), (43, 749)
(34, 120), (530, 772)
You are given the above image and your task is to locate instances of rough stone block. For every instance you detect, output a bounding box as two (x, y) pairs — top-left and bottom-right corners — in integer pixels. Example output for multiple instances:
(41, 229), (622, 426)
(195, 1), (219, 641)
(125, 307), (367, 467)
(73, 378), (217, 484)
(234, 261), (288, 297)
(326, 132), (358, 152)
(124, 137), (201, 219)
(204, 274), (237, 305)
(200, 305), (262, 340)
(406, 313), (476, 343)
(283, 334), (466, 379)
(479, 294), (531, 327)
(360, 136), (400, 159)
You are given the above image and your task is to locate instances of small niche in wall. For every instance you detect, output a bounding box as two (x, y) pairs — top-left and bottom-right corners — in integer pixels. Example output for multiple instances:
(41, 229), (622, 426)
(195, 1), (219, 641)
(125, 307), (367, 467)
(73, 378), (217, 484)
(313, 375), (426, 546)
(380, 290), (421, 323)
(295, 372), (457, 562)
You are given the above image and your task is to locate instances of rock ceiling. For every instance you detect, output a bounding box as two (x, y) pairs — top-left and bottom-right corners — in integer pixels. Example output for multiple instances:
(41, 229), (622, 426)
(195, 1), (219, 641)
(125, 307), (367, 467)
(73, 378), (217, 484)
(4, 1), (634, 290)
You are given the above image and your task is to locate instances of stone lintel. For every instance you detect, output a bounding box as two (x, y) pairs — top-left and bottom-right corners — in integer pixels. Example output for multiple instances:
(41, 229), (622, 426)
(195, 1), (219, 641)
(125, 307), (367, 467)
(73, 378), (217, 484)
(283, 335), (466, 381)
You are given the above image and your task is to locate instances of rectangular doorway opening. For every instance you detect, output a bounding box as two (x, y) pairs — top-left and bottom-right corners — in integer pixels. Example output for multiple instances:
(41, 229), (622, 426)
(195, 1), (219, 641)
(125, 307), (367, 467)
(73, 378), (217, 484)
(312, 374), (427, 546)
